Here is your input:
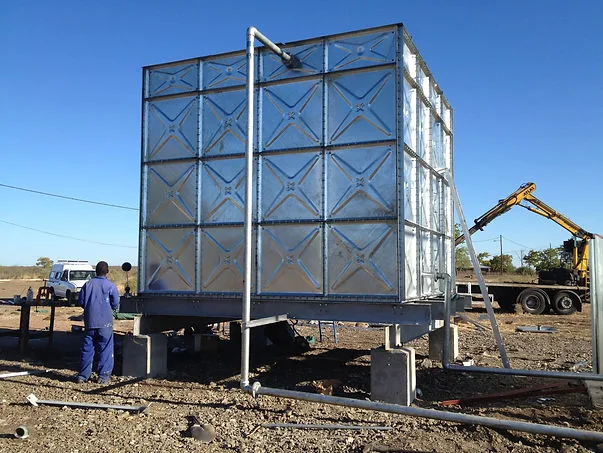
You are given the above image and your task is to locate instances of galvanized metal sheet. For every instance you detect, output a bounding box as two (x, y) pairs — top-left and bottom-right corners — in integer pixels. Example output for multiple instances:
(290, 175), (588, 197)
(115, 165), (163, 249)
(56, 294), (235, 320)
(404, 225), (418, 299)
(326, 30), (396, 72)
(327, 145), (395, 219)
(146, 96), (198, 161)
(201, 157), (253, 223)
(591, 236), (603, 373)
(144, 228), (196, 291)
(327, 69), (395, 146)
(201, 226), (253, 292)
(261, 152), (322, 221)
(261, 79), (323, 150)
(140, 24), (454, 311)
(262, 42), (323, 82)
(148, 62), (199, 98)
(146, 162), (197, 225)
(260, 224), (323, 293)
(202, 53), (247, 90)
(327, 222), (397, 295)
(202, 89), (247, 156)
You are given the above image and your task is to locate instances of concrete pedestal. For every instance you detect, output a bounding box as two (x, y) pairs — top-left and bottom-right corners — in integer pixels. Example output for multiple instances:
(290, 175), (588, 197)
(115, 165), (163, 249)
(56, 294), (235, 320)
(428, 325), (459, 362)
(122, 333), (167, 378)
(371, 346), (416, 406)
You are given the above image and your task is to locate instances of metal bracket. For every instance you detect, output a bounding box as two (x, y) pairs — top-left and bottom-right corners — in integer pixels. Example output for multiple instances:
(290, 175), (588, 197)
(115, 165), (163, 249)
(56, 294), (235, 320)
(246, 314), (288, 328)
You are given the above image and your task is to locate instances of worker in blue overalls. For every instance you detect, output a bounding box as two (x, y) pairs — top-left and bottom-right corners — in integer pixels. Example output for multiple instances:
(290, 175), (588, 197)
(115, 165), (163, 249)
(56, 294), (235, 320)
(76, 261), (120, 384)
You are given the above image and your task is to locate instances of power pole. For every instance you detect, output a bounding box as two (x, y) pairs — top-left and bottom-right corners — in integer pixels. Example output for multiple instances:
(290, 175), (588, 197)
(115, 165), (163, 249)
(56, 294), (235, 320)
(499, 235), (504, 275)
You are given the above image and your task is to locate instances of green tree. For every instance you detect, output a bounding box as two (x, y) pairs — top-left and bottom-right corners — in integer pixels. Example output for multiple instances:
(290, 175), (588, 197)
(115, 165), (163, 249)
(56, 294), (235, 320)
(455, 247), (471, 269)
(477, 252), (490, 266)
(36, 257), (53, 270)
(454, 224), (472, 269)
(522, 248), (562, 271)
(489, 254), (515, 273)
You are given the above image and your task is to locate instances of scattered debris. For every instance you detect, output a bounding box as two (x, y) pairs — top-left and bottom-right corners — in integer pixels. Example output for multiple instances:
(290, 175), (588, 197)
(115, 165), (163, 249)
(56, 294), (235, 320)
(516, 325), (557, 333)
(262, 422), (392, 431)
(189, 415), (216, 443)
(462, 358), (475, 367)
(570, 360), (590, 372)
(310, 379), (342, 395)
(441, 381), (585, 406)
(14, 426), (29, 439)
(26, 393), (147, 413)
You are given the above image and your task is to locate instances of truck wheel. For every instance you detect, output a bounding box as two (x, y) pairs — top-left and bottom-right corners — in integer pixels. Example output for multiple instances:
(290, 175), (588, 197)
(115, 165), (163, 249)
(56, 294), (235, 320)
(518, 289), (547, 315)
(552, 291), (577, 315)
(66, 290), (73, 305)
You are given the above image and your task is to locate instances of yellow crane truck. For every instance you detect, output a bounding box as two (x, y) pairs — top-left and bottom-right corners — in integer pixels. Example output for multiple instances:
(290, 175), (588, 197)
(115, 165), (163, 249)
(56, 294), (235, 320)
(456, 182), (594, 315)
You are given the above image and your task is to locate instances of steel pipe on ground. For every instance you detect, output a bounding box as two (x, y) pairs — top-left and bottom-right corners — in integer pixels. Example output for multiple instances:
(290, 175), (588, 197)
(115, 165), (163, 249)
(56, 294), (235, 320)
(246, 383), (603, 443)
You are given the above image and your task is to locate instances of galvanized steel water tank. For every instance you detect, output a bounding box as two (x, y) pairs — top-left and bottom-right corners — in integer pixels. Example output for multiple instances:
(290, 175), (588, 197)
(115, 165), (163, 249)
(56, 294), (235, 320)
(138, 23), (453, 310)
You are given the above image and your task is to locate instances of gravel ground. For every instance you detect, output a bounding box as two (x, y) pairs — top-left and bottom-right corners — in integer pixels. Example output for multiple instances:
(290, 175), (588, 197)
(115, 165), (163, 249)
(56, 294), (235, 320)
(1, 283), (602, 452)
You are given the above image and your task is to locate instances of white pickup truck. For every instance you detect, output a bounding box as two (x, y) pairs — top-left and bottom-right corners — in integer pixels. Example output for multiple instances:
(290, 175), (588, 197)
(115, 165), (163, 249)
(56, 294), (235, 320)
(47, 260), (95, 303)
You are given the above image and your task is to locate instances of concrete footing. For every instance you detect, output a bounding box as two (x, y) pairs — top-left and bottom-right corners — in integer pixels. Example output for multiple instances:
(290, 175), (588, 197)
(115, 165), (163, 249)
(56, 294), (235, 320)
(428, 325), (459, 362)
(122, 333), (167, 378)
(371, 346), (416, 406)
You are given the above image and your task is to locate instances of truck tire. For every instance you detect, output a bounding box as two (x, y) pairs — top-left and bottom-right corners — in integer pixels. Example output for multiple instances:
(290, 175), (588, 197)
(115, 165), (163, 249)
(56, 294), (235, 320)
(518, 288), (547, 315)
(552, 291), (578, 315)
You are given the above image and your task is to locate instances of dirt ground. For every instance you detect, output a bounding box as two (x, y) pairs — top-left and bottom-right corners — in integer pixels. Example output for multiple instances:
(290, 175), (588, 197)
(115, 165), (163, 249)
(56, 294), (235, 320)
(1, 279), (602, 452)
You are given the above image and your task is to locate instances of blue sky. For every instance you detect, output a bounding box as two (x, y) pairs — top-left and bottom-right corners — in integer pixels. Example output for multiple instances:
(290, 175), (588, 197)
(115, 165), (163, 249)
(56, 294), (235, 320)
(1, 0), (601, 267)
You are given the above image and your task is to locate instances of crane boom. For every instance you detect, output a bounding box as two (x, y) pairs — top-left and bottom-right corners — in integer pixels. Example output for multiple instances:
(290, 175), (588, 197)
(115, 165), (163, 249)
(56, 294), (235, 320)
(455, 182), (593, 285)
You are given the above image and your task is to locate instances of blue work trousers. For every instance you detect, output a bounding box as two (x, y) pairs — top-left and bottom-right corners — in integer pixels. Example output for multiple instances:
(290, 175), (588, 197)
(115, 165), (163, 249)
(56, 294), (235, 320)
(78, 326), (114, 381)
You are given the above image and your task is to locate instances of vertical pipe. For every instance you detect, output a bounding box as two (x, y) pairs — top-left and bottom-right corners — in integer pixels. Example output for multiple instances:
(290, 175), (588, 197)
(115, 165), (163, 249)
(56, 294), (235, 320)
(440, 273), (451, 367)
(241, 26), (257, 389)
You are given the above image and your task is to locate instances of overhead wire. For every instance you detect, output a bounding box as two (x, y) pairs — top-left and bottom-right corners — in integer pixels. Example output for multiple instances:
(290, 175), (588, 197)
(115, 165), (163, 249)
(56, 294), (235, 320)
(0, 182), (139, 211)
(0, 218), (137, 249)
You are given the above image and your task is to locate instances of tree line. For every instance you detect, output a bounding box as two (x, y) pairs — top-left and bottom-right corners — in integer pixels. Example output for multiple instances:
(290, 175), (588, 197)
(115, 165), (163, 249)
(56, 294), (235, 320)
(455, 226), (572, 274)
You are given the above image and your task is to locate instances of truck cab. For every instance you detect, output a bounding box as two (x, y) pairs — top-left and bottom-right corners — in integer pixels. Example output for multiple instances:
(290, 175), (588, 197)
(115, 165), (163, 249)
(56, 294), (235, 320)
(47, 260), (95, 303)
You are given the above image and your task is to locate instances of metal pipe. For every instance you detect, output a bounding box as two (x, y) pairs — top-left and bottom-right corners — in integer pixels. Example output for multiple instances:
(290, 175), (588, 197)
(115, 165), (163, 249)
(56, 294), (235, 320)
(26, 393), (147, 413)
(445, 363), (603, 381)
(262, 422), (392, 431)
(241, 26), (297, 389)
(439, 273), (451, 368)
(241, 26), (256, 389)
(249, 383), (603, 443)
(449, 176), (510, 368)
(0, 370), (49, 379)
(252, 28), (292, 63)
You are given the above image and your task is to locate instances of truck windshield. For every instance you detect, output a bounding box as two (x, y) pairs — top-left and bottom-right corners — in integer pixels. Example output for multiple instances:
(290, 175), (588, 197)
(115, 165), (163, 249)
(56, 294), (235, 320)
(70, 270), (96, 280)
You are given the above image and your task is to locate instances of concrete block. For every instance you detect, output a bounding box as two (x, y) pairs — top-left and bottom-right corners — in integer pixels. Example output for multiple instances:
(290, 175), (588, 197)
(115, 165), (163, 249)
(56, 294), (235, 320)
(122, 333), (167, 378)
(192, 333), (219, 354)
(371, 346), (416, 406)
(428, 325), (459, 362)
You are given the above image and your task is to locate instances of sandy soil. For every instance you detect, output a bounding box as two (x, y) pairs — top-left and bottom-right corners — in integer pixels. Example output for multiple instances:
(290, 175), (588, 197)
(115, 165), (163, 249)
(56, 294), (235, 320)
(1, 279), (602, 452)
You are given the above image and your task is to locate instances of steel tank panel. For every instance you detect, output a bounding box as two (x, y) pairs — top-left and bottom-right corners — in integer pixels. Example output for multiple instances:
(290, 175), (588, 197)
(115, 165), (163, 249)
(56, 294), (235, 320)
(144, 228), (196, 292)
(146, 161), (197, 226)
(327, 222), (397, 295)
(146, 96), (198, 162)
(327, 145), (396, 220)
(261, 79), (323, 150)
(139, 24), (454, 307)
(147, 61), (199, 97)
